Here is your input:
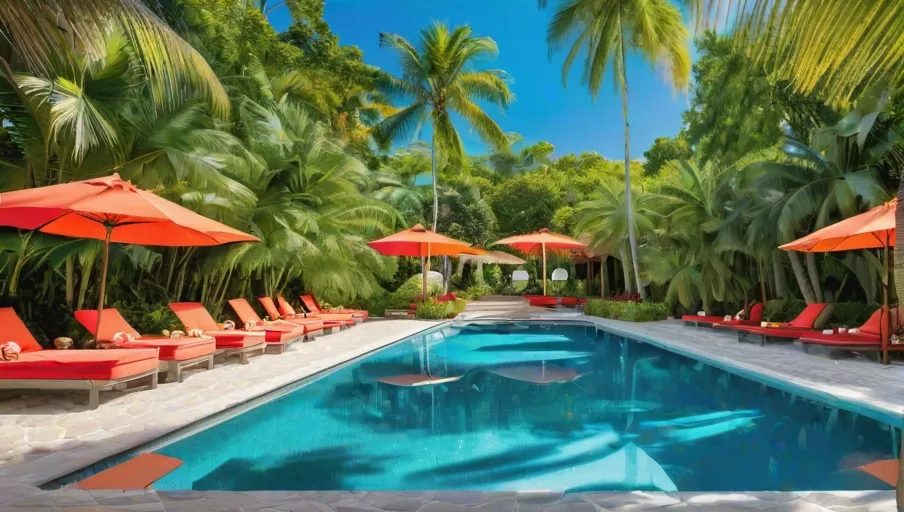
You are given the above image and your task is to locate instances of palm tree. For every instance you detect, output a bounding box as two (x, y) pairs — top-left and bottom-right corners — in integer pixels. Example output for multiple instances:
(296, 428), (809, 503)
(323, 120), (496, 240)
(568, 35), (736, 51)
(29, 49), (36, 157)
(0, 1), (228, 120)
(541, 0), (691, 299)
(374, 22), (513, 231)
(574, 180), (658, 294)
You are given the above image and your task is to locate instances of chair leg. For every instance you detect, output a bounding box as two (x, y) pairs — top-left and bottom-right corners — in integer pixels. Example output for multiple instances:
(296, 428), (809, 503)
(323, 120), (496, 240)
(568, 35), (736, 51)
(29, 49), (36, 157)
(206, 356), (215, 370)
(240, 351), (249, 365)
(149, 371), (159, 389)
(88, 389), (100, 410)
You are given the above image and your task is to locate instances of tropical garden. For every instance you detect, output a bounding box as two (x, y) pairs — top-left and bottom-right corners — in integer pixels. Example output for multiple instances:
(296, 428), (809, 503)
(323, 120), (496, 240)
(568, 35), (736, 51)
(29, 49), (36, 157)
(0, 1), (903, 337)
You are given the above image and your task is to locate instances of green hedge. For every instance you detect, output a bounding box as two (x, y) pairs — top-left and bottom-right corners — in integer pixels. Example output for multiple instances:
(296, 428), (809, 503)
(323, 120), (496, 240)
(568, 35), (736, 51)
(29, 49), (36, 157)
(763, 299), (807, 322)
(584, 300), (669, 322)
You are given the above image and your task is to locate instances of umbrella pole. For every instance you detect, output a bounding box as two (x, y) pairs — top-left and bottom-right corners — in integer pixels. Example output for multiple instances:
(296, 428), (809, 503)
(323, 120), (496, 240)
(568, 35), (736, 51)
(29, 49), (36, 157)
(542, 241), (547, 296)
(883, 244), (891, 365)
(423, 242), (431, 298)
(94, 226), (113, 344)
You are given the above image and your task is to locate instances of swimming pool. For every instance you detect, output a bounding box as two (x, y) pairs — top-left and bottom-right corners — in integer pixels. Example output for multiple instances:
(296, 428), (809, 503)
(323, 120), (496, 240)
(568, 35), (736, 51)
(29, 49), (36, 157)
(87, 322), (900, 492)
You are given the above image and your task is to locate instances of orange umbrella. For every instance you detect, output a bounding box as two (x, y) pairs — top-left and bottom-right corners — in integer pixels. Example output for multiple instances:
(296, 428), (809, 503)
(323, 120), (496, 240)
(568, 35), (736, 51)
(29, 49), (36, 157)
(368, 224), (484, 297)
(779, 200), (895, 363)
(492, 228), (588, 295)
(0, 173), (259, 339)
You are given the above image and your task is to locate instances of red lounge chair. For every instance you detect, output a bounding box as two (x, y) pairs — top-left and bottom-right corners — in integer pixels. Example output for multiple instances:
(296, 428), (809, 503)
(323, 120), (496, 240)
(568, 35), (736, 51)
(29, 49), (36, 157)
(75, 308), (216, 383)
(300, 294), (366, 322)
(227, 298), (314, 349)
(683, 303), (765, 328)
(525, 295), (558, 307)
(261, 296), (346, 333)
(168, 302), (267, 363)
(734, 303), (831, 345)
(0, 308), (159, 409)
(276, 296), (354, 328)
(799, 308), (904, 358)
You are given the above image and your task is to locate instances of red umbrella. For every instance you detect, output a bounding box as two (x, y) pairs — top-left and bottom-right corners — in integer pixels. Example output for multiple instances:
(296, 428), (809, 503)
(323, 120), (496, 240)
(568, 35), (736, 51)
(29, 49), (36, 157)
(493, 228), (588, 295)
(368, 224), (484, 297)
(0, 173), (259, 339)
(779, 200), (896, 363)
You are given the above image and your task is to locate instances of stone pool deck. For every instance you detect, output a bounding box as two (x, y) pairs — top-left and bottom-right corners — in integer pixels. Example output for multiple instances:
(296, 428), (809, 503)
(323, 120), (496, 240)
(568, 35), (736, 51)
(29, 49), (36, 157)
(3, 305), (904, 511)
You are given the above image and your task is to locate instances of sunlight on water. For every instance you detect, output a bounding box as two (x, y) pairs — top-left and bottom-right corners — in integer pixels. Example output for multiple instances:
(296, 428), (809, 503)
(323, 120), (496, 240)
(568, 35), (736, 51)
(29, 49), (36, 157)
(149, 323), (896, 492)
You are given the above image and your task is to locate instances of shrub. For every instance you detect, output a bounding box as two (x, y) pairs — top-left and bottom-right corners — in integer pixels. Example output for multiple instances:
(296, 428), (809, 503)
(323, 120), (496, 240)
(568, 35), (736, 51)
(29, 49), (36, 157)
(584, 300), (669, 322)
(828, 302), (880, 327)
(460, 284), (494, 300)
(414, 299), (452, 319)
(763, 299), (807, 322)
(610, 292), (642, 302)
(452, 298), (467, 314)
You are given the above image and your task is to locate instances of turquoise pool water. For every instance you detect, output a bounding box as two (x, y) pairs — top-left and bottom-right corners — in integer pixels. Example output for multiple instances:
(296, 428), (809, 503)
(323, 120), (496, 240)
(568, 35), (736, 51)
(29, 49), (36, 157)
(141, 323), (895, 491)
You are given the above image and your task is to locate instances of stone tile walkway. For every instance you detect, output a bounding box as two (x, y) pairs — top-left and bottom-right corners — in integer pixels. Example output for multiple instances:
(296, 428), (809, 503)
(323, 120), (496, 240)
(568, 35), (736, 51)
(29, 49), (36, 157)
(0, 319), (441, 487)
(0, 488), (899, 511)
(583, 318), (904, 428)
(4, 304), (904, 511)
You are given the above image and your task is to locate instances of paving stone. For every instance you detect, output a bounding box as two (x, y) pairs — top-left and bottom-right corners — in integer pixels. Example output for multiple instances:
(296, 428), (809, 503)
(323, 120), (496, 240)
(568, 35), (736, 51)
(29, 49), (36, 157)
(434, 491), (484, 505)
(28, 425), (66, 443)
(584, 492), (682, 510)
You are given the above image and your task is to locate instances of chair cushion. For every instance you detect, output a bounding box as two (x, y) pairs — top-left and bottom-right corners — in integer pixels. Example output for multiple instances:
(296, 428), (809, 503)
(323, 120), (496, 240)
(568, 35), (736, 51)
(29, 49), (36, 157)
(0, 307), (44, 353)
(277, 297), (298, 317)
(0, 349), (159, 380)
(787, 303), (828, 328)
(859, 308), (885, 335)
(228, 299), (264, 326)
(74, 309), (141, 341)
(169, 303), (220, 332)
(258, 297), (282, 321)
(124, 336), (216, 361)
(748, 303), (765, 323)
(201, 330), (264, 349)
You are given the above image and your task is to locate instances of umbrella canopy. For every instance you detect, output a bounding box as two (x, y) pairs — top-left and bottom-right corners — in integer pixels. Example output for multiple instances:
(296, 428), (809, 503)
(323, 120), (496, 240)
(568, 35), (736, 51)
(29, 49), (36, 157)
(0, 173), (259, 341)
(493, 228), (587, 296)
(779, 200), (895, 363)
(0, 174), (259, 246)
(368, 224), (484, 296)
(779, 200), (895, 252)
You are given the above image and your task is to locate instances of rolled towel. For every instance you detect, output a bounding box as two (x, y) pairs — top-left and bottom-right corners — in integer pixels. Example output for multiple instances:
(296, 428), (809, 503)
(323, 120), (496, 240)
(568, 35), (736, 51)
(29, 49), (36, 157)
(697, 311), (706, 316)
(849, 328), (860, 334)
(760, 321), (768, 327)
(223, 320), (235, 331)
(822, 329), (833, 335)
(188, 328), (204, 337)
(723, 315), (732, 321)
(245, 320), (257, 331)
(111, 331), (135, 347)
(839, 328), (848, 334)
(169, 330), (185, 339)
(0, 341), (21, 361)
(162, 329), (171, 337)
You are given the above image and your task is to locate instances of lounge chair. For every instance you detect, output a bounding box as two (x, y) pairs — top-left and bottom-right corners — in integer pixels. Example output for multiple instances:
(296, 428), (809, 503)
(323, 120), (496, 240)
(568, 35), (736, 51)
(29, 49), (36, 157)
(259, 297), (345, 334)
(74, 308), (217, 383)
(276, 296), (354, 329)
(524, 296), (587, 308)
(734, 303), (832, 345)
(301, 293), (367, 322)
(168, 302), (267, 362)
(227, 298), (314, 349)
(683, 303), (764, 328)
(0, 308), (159, 409)
(799, 308), (904, 359)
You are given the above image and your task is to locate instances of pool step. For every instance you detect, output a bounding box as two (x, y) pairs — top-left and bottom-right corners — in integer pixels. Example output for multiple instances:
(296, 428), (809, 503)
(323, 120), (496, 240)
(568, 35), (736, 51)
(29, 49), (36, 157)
(75, 453), (182, 491)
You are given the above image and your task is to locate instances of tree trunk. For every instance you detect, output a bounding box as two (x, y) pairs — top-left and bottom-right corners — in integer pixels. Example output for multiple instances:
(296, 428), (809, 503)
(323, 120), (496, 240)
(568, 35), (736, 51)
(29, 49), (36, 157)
(475, 261), (485, 285)
(620, 247), (634, 293)
(600, 256), (607, 298)
(772, 251), (788, 298)
(617, 28), (644, 300)
(805, 252), (823, 302)
(789, 251), (817, 303)
(430, 131), (438, 232)
(65, 257), (75, 307)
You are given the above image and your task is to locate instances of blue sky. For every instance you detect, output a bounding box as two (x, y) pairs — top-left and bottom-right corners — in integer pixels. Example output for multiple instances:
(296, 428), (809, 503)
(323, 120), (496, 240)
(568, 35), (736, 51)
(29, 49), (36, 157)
(270, 0), (689, 159)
